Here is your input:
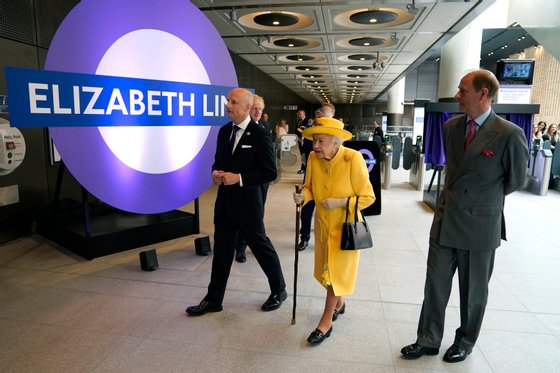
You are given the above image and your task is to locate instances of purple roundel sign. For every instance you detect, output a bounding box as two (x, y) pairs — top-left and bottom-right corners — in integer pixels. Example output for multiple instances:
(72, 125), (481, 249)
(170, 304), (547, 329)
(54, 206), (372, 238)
(45, 0), (237, 213)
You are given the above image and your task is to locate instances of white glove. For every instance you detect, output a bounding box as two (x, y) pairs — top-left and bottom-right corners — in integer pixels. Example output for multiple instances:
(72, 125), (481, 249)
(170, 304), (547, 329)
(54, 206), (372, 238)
(293, 192), (304, 205)
(320, 198), (347, 210)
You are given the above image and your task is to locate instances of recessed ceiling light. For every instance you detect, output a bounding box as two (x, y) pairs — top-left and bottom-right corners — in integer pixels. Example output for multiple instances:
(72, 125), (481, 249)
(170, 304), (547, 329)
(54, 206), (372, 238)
(288, 43), (294, 47)
(364, 42), (370, 46)
(369, 18), (377, 23)
(273, 21), (280, 25)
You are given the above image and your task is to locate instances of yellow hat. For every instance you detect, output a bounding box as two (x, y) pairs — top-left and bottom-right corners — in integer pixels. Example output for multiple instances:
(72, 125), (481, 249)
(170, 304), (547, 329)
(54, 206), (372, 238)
(302, 117), (352, 141)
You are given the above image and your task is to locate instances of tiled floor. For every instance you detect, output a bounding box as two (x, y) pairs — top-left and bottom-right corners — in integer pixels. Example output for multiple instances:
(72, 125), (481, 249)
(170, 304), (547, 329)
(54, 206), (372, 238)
(1, 163), (560, 373)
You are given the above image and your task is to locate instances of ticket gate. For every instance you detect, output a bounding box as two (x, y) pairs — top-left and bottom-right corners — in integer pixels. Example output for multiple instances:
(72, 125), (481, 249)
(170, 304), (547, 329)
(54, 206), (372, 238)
(528, 147), (553, 196)
(408, 145), (425, 191)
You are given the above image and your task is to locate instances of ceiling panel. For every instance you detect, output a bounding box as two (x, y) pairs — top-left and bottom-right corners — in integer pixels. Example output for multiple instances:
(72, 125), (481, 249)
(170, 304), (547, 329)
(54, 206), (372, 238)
(196, 1), (496, 103)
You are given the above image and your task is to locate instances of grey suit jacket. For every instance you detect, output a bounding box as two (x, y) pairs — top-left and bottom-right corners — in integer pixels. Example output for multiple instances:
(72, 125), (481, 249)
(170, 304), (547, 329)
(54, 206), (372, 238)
(430, 111), (528, 251)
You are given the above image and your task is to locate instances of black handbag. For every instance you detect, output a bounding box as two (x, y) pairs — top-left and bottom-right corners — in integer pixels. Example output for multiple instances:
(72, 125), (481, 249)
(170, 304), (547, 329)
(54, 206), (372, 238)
(340, 196), (373, 250)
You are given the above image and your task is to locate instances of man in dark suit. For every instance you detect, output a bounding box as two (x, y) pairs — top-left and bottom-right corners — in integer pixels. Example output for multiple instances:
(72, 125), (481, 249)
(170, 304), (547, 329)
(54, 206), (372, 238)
(401, 69), (528, 363)
(234, 94), (271, 263)
(295, 109), (310, 174)
(186, 88), (287, 316)
(372, 120), (383, 139)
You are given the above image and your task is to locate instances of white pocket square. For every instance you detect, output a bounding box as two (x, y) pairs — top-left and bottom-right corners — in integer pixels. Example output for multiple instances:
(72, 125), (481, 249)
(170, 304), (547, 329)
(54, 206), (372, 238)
(241, 145), (252, 149)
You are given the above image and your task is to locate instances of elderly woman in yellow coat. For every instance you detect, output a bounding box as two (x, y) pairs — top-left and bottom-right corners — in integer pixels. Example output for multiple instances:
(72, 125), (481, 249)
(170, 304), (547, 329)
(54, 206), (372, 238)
(293, 117), (375, 345)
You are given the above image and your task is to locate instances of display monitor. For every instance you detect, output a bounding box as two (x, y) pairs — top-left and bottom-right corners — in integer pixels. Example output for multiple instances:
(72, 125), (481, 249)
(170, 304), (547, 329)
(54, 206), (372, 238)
(496, 59), (535, 85)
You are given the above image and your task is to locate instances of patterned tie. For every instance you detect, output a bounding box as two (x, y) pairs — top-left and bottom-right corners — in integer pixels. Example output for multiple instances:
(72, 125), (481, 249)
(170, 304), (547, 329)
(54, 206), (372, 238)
(464, 119), (476, 150)
(229, 125), (240, 154)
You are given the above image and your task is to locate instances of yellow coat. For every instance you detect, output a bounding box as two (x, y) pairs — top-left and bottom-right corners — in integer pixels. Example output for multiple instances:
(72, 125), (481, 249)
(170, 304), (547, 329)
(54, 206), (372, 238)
(302, 146), (375, 295)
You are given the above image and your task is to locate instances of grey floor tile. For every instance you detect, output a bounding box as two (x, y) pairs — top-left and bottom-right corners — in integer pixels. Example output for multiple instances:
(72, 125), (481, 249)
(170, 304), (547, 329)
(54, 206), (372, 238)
(1, 169), (559, 372)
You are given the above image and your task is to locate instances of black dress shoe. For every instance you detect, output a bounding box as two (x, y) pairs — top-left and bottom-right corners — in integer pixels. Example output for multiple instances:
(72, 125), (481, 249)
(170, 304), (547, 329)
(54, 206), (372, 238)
(186, 300), (223, 316)
(297, 241), (308, 251)
(332, 303), (346, 321)
(307, 326), (333, 344)
(261, 289), (287, 311)
(297, 169), (305, 174)
(235, 248), (246, 263)
(443, 344), (470, 363)
(401, 343), (439, 359)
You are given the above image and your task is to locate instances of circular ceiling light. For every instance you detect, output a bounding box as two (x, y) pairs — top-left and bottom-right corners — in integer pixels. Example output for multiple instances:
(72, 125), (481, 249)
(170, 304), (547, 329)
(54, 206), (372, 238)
(334, 7), (414, 29)
(254, 13), (299, 27)
(295, 66), (320, 71)
(287, 54), (314, 61)
(350, 10), (398, 25)
(238, 11), (314, 31)
(275, 38), (308, 47)
(349, 54), (374, 61)
(349, 37), (385, 47)
(348, 74), (368, 78)
(348, 65), (372, 71)
(264, 37), (320, 49)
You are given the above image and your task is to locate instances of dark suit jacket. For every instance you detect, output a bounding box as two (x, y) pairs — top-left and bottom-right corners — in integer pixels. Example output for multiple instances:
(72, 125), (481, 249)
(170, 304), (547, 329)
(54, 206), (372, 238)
(213, 120), (277, 222)
(430, 111), (528, 251)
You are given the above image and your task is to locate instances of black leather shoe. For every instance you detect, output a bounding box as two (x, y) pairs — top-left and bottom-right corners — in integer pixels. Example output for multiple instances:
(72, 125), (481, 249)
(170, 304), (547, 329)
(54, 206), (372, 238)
(297, 169), (305, 174)
(261, 289), (288, 311)
(443, 344), (470, 363)
(235, 248), (246, 263)
(307, 326), (333, 344)
(297, 241), (308, 251)
(332, 303), (346, 321)
(186, 300), (223, 316)
(401, 343), (439, 359)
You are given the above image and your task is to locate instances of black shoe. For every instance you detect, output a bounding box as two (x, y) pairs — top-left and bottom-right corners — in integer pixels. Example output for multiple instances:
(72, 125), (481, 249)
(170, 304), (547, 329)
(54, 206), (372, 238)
(401, 343), (439, 359)
(235, 248), (246, 263)
(297, 169), (305, 174)
(332, 303), (346, 321)
(261, 289), (288, 311)
(443, 344), (470, 363)
(307, 326), (333, 344)
(186, 300), (223, 316)
(297, 241), (308, 251)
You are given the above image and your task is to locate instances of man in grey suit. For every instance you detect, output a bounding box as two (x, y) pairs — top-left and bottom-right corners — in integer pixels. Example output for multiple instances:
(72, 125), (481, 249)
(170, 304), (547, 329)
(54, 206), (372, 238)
(401, 69), (528, 363)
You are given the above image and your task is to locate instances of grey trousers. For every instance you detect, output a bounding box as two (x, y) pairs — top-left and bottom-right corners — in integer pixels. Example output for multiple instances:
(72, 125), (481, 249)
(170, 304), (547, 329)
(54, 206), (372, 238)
(416, 237), (496, 352)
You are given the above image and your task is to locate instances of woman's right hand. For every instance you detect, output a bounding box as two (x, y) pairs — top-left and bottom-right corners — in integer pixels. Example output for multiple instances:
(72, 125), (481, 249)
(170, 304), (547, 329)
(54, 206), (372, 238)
(293, 192), (304, 205)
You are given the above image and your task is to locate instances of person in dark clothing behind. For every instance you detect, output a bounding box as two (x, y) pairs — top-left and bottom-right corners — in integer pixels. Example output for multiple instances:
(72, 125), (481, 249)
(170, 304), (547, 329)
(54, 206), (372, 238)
(297, 103), (336, 251)
(235, 94), (271, 263)
(372, 120), (384, 139)
(295, 109), (310, 174)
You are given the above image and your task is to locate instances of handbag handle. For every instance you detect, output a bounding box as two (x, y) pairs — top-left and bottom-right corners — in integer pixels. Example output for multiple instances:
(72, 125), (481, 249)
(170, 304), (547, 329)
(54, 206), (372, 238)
(344, 196), (360, 224)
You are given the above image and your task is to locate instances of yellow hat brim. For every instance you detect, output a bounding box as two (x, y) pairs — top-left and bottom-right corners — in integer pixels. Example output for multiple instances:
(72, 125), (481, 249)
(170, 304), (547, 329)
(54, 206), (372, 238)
(302, 126), (353, 141)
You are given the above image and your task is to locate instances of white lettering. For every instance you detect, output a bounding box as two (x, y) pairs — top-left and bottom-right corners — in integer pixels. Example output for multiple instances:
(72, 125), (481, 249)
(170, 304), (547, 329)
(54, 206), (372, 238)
(203, 94), (213, 117)
(106, 88), (129, 115)
(161, 91), (177, 116)
(147, 90), (161, 115)
(178, 92), (195, 116)
(130, 90), (145, 115)
(83, 86), (104, 115)
(73, 86), (80, 114)
(28, 83), (51, 114)
(220, 95), (228, 117)
(52, 84), (71, 114)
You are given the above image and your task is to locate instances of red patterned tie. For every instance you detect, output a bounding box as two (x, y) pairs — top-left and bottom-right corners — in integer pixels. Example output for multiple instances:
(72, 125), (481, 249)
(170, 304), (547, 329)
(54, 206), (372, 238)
(464, 119), (476, 150)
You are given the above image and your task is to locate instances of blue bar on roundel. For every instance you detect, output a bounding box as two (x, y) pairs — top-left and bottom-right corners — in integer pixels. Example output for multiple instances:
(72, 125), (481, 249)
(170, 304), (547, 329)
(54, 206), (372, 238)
(5, 67), (235, 128)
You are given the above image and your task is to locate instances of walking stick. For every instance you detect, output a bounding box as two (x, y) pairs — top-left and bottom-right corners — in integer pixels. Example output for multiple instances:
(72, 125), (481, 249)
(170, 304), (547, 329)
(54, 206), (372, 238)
(292, 184), (302, 325)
